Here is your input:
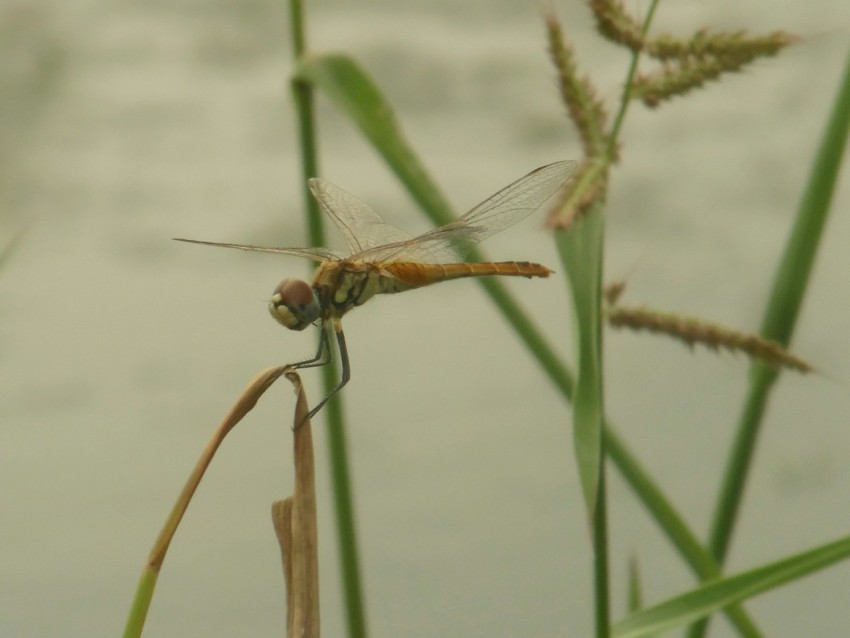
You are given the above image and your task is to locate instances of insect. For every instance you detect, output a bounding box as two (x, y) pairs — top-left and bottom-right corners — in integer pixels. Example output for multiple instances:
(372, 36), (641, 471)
(176, 161), (574, 421)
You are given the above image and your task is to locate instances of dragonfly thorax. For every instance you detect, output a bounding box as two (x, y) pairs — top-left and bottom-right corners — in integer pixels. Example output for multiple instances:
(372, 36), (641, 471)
(269, 278), (321, 330)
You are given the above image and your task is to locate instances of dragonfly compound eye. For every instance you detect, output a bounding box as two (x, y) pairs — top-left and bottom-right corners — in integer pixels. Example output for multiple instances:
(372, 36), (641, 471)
(269, 278), (320, 330)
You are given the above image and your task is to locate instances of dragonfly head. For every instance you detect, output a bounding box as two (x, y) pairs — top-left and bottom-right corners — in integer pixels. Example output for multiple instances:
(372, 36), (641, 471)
(269, 278), (321, 330)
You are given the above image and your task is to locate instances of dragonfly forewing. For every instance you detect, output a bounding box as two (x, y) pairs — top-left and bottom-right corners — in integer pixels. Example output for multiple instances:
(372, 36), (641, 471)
(173, 238), (344, 263)
(350, 160), (576, 264)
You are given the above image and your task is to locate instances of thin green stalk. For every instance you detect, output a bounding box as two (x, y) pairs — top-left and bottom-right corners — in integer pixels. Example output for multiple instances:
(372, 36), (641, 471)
(289, 7), (320, 240)
(594, 464), (611, 638)
(590, 221), (610, 638)
(322, 331), (368, 638)
(287, 2), (367, 637)
(606, 0), (660, 155)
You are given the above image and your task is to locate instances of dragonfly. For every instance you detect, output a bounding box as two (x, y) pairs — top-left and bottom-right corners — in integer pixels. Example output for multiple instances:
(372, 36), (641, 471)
(176, 160), (575, 422)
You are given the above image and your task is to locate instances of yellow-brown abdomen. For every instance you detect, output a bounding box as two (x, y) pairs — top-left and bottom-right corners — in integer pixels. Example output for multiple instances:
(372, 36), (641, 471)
(382, 261), (552, 291)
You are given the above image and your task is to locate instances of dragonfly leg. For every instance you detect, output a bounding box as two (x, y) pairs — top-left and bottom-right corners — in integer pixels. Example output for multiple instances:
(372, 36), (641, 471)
(289, 325), (332, 370)
(297, 320), (351, 426)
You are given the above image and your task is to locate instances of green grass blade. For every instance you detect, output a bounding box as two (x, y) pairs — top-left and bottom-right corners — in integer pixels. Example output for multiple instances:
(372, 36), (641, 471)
(627, 556), (642, 614)
(556, 209), (605, 513)
(122, 567), (158, 638)
(614, 534), (850, 638)
(556, 207), (610, 636)
(705, 44), (850, 571)
(759, 47), (850, 350)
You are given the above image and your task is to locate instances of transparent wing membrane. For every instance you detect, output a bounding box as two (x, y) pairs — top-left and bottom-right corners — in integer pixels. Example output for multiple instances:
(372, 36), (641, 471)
(173, 238), (343, 263)
(176, 161), (575, 265)
(352, 160), (575, 263)
(308, 177), (414, 255)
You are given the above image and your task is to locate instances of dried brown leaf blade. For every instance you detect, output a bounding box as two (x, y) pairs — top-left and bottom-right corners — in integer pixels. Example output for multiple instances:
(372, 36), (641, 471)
(148, 366), (288, 569)
(271, 372), (320, 638)
(124, 366), (289, 638)
(272, 499), (295, 631)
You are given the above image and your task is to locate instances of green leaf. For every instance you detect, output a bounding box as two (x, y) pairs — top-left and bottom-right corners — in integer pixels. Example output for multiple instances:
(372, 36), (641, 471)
(758, 46), (850, 352)
(614, 534), (850, 638)
(556, 206), (605, 514)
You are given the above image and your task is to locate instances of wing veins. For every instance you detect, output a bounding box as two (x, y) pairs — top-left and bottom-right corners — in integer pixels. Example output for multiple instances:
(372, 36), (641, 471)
(352, 160), (575, 263)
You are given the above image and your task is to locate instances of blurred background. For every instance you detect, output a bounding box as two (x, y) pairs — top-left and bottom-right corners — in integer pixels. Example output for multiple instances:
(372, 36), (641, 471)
(1, 1), (848, 636)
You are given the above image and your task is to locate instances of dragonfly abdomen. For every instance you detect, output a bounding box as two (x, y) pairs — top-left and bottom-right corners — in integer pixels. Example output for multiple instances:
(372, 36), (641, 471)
(382, 261), (552, 291)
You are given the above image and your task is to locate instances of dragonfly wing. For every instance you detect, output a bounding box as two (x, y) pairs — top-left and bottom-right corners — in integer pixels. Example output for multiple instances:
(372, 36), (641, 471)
(454, 160), (576, 238)
(174, 238), (343, 263)
(309, 177), (414, 256)
(353, 161), (576, 263)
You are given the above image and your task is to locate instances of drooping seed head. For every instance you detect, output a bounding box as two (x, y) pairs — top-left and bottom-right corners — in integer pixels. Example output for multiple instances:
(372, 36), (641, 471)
(269, 278), (320, 330)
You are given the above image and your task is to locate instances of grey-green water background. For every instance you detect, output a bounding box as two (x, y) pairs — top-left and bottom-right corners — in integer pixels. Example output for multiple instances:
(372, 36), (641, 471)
(2, 1), (849, 636)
